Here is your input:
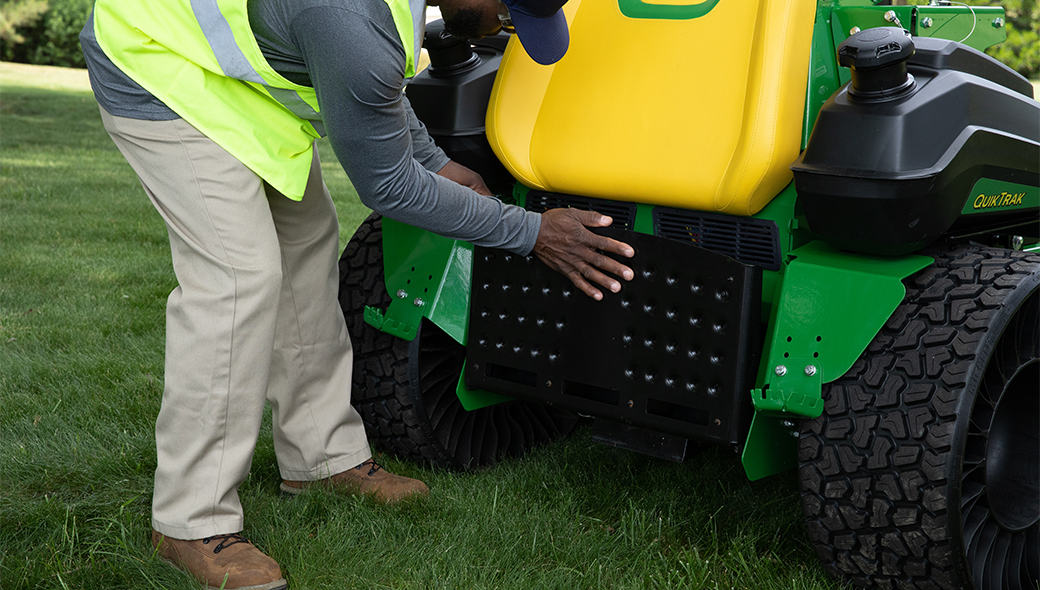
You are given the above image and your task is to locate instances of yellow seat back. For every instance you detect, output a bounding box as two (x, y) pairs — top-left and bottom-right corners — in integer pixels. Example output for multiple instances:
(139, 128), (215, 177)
(487, 0), (816, 216)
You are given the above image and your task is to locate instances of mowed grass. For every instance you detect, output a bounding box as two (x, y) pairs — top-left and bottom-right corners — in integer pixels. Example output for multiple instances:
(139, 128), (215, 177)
(0, 65), (842, 590)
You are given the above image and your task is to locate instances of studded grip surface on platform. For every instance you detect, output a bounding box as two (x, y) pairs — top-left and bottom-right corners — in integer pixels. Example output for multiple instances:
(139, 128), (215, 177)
(466, 228), (762, 447)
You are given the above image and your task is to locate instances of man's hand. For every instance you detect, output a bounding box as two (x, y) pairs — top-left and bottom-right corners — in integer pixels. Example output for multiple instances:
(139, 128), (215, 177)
(437, 161), (634, 299)
(437, 160), (493, 196)
(534, 209), (635, 301)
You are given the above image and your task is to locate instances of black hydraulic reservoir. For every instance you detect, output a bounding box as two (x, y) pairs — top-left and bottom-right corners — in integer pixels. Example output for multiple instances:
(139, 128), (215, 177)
(404, 22), (513, 195)
(792, 29), (1039, 255)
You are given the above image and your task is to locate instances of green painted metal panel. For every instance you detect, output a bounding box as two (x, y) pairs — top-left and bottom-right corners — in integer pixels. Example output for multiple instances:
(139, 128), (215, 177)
(830, 6), (915, 42)
(633, 203), (655, 236)
(741, 241), (932, 480)
(456, 362), (513, 410)
(749, 183), (802, 314)
(753, 241), (932, 411)
(741, 411), (799, 481)
(804, 6), (843, 148)
(914, 5), (1006, 52)
(365, 218), (456, 341)
(960, 178), (1039, 215)
(362, 304), (423, 341)
(366, 218), (475, 345)
(750, 183), (801, 261)
(617, 0), (719, 21)
(425, 242), (475, 344)
(514, 183), (529, 208)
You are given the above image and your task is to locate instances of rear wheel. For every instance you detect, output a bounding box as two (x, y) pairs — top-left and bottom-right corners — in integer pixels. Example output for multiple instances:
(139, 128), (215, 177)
(338, 214), (579, 469)
(799, 246), (1039, 590)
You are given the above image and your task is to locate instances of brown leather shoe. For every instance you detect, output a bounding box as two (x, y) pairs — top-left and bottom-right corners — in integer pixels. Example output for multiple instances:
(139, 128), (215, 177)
(151, 530), (287, 590)
(280, 459), (429, 503)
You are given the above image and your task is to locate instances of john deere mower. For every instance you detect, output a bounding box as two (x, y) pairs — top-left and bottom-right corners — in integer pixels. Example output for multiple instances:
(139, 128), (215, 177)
(337, 1), (1040, 588)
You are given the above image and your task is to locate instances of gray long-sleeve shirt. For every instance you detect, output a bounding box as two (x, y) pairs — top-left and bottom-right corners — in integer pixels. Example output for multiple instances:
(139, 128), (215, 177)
(80, 0), (541, 254)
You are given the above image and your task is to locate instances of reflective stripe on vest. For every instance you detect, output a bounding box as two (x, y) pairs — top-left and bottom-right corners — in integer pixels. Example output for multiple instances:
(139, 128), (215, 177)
(190, 0), (326, 136)
(94, 0), (424, 199)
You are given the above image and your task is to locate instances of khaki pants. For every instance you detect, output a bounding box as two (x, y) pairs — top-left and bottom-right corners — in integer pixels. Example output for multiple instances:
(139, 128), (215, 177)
(100, 108), (371, 540)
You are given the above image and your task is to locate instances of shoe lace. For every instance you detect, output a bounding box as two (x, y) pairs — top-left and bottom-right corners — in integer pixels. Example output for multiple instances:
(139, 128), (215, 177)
(356, 459), (382, 477)
(202, 533), (250, 554)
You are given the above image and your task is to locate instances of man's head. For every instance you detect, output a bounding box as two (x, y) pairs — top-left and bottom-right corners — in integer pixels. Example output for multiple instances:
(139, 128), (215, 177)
(435, 0), (570, 65)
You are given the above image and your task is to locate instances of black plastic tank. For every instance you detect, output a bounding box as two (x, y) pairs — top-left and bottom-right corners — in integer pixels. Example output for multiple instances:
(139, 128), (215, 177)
(405, 21), (514, 195)
(792, 29), (1040, 255)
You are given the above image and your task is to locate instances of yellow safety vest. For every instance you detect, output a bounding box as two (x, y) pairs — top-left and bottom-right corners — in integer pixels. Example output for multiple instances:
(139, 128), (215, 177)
(93, 0), (425, 200)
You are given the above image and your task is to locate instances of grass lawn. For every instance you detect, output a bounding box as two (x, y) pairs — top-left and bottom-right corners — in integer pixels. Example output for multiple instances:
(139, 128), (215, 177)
(0, 63), (844, 590)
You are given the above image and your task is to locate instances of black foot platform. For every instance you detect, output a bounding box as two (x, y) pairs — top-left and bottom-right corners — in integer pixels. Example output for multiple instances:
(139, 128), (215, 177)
(466, 228), (763, 448)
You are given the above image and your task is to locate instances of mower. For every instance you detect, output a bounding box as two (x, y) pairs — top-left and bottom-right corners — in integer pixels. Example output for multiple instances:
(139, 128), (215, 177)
(336, 1), (1040, 588)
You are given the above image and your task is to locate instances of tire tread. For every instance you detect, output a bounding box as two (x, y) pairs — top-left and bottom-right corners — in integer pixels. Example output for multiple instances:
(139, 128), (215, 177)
(799, 245), (1040, 589)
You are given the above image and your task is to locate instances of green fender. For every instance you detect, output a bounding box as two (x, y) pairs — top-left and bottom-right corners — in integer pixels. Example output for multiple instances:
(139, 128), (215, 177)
(741, 241), (932, 480)
(365, 217), (471, 343)
(364, 217), (510, 411)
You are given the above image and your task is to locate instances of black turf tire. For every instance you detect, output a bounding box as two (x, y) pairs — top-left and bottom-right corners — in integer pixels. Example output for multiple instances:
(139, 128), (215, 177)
(338, 214), (579, 469)
(799, 245), (1040, 590)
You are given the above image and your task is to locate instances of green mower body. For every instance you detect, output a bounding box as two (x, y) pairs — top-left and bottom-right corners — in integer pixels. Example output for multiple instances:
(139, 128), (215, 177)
(339, 2), (1040, 588)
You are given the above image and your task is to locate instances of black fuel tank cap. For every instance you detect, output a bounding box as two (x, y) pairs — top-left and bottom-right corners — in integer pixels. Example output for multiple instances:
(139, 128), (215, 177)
(838, 27), (914, 69)
(837, 27), (916, 101)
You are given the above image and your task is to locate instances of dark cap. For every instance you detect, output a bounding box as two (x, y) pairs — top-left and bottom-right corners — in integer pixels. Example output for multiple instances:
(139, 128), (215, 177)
(503, 0), (570, 65)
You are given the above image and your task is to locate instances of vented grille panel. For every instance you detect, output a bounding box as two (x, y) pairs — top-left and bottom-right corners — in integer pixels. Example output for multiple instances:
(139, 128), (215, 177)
(524, 192), (782, 270)
(655, 208), (782, 270)
(525, 191), (637, 230)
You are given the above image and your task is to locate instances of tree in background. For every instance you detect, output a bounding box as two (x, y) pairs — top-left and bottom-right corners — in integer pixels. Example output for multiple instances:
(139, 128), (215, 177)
(0, 0), (48, 46)
(985, 0), (1039, 79)
(0, 0), (89, 68)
